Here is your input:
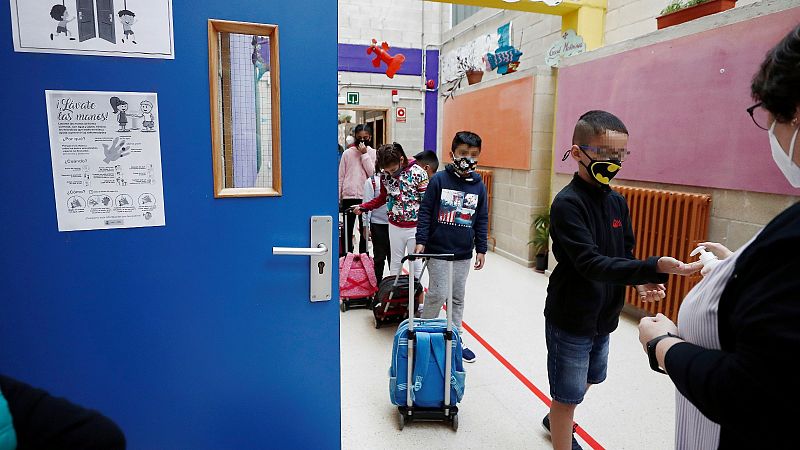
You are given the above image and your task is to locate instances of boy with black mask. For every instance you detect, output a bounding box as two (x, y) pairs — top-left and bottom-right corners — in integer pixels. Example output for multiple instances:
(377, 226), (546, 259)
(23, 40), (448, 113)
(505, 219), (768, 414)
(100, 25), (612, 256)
(414, 131), (488, 363)
(543, 110), (701, 450)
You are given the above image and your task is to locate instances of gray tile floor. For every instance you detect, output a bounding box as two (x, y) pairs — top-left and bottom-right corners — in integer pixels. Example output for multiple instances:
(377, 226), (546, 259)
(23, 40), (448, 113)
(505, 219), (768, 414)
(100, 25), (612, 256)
(341, 251), (676, 449)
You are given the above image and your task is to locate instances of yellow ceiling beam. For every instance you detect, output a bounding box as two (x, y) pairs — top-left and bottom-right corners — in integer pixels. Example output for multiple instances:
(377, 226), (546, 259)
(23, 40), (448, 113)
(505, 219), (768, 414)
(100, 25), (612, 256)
(428, 0), (606, 17)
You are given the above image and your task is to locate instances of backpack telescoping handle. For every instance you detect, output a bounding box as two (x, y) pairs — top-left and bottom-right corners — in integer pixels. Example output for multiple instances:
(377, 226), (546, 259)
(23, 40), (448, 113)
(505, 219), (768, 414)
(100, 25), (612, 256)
(401, 253), (455, 410)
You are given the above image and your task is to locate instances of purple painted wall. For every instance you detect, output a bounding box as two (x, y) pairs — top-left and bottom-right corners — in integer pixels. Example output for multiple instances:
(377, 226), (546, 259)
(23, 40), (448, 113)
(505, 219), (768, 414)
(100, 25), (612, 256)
(554, 8), (800, 196)
(424, 49), (438, 151)
(339, 43), (423, 75)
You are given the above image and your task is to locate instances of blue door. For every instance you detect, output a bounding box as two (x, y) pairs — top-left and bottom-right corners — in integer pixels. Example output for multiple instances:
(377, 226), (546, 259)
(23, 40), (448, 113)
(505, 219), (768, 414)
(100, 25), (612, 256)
(0, 1), (339, 448)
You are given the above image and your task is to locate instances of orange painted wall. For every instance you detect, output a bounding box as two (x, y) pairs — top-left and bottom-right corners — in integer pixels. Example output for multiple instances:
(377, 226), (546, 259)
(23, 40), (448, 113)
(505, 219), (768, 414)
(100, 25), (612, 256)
(442, 76), (534, 170)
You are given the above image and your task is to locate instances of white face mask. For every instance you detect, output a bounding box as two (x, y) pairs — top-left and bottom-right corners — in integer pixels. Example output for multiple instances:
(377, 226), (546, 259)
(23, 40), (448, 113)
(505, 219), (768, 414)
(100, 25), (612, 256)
(769, 121), (800, 188)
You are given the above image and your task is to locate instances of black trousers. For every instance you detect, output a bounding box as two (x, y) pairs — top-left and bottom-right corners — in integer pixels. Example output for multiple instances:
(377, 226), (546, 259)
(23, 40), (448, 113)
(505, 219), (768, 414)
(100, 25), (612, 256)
(370, 222), (391, 281)
(340, 199), (367, 256)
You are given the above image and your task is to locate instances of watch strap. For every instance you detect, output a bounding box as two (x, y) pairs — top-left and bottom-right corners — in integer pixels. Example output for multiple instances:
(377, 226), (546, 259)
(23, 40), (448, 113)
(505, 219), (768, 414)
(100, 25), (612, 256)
(647, 333), (679, 374)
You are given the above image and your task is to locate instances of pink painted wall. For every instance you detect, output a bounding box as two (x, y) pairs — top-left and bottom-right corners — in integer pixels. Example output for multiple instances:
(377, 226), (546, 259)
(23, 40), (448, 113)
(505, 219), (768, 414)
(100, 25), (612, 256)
(554, 9), (800, 196)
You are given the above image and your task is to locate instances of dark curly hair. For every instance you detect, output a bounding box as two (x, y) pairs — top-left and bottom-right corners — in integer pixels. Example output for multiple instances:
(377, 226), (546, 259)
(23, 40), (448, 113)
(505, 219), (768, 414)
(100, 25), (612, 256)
(751, 24), (800, 124)
(50, 4), (66, 21)
(376, 142), (407, 171)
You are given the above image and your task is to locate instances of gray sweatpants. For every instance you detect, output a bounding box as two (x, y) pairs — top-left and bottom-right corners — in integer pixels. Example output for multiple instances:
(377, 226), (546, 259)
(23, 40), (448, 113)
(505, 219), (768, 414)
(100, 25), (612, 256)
(420, 258), (471, 331)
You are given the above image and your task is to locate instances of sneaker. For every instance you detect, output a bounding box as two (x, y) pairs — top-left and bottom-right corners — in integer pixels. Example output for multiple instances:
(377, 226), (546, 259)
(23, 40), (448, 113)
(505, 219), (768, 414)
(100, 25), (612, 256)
(542, 414), (583, 450)
(462, 347), (476, 363)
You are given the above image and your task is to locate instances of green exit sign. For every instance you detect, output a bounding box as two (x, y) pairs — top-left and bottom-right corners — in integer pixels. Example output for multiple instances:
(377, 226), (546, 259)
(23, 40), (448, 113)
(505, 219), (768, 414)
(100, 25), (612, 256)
(347, 92), (360, 105)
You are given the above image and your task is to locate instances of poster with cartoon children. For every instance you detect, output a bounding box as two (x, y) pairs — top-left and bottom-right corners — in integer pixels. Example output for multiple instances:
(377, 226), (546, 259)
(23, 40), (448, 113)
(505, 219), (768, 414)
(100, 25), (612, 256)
(9, 0), (174, 59)
(45, 90), (166, 231)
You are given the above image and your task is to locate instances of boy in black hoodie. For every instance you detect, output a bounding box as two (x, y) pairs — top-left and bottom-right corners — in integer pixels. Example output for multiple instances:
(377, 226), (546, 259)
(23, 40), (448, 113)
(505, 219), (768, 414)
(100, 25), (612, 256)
(544, 111), (701, 450)
(415, 131), (488, 363)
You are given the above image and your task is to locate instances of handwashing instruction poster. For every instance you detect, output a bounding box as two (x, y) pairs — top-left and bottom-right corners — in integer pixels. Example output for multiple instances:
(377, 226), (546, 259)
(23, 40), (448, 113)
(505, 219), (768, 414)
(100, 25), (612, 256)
(45, 90), (166, 232)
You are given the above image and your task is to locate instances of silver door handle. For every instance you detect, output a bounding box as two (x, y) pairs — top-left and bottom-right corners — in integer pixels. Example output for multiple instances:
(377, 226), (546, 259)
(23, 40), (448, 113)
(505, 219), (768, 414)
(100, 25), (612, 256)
(272, 216), (332, 302)
(272, 243), (328, 256)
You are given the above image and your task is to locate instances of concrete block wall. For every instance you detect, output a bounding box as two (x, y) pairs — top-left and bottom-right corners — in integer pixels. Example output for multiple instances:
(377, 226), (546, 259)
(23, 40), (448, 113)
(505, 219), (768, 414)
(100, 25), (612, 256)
(338, 73), (428, 152)
(606, 0), (762, 45)
(338, 0), (445, 49)
(338, 0), (446, 155)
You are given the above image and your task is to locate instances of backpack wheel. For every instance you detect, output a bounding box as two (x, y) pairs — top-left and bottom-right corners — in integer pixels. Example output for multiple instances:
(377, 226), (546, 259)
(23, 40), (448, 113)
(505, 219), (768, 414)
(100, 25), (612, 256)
(398, 412), (405, 431)
(340, 302), (347, 312)
(451, 413), (459, 432)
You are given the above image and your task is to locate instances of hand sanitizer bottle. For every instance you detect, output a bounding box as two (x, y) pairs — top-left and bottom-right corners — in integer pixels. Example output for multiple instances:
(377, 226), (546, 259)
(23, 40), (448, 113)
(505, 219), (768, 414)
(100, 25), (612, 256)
(690, 245), (721, 276)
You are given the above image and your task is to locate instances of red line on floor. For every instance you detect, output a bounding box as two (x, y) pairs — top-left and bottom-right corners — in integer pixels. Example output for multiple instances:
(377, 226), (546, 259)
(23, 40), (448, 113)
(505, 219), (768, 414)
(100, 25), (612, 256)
(461, 320), (605, 450)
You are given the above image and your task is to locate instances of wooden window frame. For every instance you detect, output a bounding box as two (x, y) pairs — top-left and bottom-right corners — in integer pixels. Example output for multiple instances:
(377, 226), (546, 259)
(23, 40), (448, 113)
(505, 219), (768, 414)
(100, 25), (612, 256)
(208, 19), (282, 198)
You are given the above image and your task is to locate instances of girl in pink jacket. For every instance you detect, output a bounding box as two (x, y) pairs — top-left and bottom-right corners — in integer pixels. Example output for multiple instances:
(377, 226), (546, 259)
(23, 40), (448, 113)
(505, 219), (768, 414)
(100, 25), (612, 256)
(339, 124), (376, 255)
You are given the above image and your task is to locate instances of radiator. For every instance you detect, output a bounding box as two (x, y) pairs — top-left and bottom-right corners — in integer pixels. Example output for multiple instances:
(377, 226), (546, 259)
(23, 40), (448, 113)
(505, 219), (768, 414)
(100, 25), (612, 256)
(475, 169), (496, 250)
(612, 186), (712, 322)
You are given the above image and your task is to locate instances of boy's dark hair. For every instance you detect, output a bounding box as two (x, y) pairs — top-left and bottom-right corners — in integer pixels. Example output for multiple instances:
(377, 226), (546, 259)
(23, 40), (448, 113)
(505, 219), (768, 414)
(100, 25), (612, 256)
(376, 142), (407, 169)
(414, 151), (439, 172)
(118, 9), (135, 18)
(751, 24), (800, 124)
(451, 131), (482, 152)
(353, 124), (373, 136)
(50, 5), (66, 21)
(572, 110), (629, 145)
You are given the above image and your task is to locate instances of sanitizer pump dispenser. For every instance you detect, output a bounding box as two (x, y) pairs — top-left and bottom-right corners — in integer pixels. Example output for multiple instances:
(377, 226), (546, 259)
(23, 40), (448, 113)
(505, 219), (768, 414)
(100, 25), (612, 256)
(690, 245), (721, 276)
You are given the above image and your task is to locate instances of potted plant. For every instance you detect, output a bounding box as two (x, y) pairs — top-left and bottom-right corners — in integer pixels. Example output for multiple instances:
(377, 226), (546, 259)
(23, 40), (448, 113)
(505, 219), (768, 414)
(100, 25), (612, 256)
(528, 212), (550, 273)
(457, 55), (484, 85)
(656, 0), (736, 30)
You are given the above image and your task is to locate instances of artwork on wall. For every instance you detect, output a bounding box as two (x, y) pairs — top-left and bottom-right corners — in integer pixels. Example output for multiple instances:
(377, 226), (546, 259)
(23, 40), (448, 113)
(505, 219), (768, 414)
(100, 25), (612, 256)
(9, 0), (175, 59)
(366, 39), (405, 79)
(45, 90), (166, 231)
(484, 22), (523, 75)
(545, 30), (586, 68)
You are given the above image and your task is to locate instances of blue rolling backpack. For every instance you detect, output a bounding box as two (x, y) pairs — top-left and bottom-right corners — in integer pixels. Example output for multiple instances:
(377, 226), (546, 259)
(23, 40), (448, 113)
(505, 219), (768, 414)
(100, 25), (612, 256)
(388, 254), (466, 431)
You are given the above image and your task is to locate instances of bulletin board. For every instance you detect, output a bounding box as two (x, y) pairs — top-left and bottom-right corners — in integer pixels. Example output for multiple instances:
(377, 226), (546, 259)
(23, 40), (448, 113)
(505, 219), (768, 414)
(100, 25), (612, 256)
(442, 76), (534, 170)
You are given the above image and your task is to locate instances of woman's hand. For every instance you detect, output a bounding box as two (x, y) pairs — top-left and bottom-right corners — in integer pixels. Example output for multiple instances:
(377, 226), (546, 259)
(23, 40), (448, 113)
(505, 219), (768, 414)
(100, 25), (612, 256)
(698, 242), (733, 260)
(357, 142), (368, 155)
(638, 313), (678, 352)
(414, 244), (425, 254)
(352, 206), (363, 215)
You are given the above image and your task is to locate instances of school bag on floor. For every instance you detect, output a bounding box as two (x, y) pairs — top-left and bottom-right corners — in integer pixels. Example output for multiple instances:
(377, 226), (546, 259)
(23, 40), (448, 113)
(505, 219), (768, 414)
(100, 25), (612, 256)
(388, 254), (465, 431)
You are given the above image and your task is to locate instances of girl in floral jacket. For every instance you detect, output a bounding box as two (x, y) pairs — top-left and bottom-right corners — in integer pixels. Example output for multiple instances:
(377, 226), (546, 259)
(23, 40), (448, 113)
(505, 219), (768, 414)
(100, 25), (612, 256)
(355, 143), (428, 279)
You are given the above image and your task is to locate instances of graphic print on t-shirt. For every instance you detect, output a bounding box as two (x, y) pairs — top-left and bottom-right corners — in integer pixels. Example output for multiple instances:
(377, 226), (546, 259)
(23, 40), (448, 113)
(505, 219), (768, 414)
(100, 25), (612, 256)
(439, 189), (478, 227)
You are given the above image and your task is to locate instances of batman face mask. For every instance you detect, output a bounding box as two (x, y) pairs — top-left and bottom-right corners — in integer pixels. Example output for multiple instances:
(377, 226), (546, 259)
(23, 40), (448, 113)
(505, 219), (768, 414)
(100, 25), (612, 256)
(563, 145), (622, 185)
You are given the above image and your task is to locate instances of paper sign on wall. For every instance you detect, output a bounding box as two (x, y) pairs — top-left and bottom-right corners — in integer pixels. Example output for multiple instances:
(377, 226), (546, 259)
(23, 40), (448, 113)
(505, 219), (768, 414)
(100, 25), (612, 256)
(45, 90), (166, 232)
(545, 30), (586, 68)
(9, 0), (174, 59)
(396, 107), (406, 123)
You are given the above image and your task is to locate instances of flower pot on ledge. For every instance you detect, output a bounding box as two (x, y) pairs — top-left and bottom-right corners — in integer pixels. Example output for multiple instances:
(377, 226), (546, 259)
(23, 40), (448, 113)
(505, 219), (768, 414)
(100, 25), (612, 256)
(656, 0), (736, 30)
(466, 70), (484, 85)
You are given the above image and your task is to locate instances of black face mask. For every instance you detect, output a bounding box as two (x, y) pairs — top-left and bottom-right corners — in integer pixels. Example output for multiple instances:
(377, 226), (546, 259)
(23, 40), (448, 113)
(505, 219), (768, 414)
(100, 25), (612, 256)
(357, 138), (371, 147)
(563, 147), (622, 185)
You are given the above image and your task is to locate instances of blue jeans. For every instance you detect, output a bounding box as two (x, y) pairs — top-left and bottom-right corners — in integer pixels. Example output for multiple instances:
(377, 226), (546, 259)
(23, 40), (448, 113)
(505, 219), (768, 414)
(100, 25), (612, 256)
(545, 321), (610, 405)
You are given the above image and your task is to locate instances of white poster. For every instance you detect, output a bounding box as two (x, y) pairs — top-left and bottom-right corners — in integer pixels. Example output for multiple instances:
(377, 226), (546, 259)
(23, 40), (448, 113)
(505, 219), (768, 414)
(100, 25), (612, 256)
(10, 0), (174, 59)
(45, 90), (166, 232)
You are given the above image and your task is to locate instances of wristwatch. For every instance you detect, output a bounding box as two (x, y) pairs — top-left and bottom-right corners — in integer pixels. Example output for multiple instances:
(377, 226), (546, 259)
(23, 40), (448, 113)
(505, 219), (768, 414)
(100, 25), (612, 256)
(646, 332), (680, 374)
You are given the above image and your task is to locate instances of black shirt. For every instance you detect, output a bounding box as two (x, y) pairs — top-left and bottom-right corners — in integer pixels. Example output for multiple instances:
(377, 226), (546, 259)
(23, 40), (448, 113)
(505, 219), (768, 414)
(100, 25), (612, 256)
(545, 174), (667, 336)
(665, 202), (800, 449)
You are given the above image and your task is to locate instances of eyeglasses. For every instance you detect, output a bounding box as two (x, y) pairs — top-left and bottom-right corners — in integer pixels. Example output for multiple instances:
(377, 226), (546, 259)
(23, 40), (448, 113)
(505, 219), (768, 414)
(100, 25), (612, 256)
(578, 145), (630, 162)
(746, 102), (771, 131)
